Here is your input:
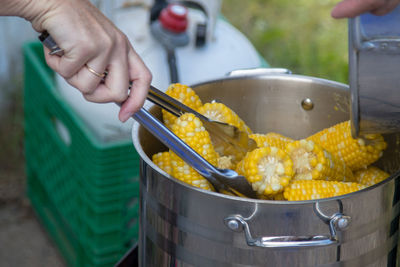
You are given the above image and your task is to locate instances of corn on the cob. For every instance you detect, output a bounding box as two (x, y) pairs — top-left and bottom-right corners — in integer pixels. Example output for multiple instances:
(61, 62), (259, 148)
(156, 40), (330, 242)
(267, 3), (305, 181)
(283, 180), (366, 201)
(236, 146), (294, 197)
(307, 120), (387, 171)
(198, 102), (252, 134)
(286, 139), (354, 182)
(250, 132), (294, 150)
(218, 188), (248, 198)
(199, 102), (253, 163)
(219, 189), (236, 196)
(217, 156), (235, 170)
(162, 83), (203, 129)
(354, 166), (390, 186)
(272, 193), (286, 201)
(152, 151), (172, 175)
(256, 194), (271, 200)
(170, 113), (218, 191)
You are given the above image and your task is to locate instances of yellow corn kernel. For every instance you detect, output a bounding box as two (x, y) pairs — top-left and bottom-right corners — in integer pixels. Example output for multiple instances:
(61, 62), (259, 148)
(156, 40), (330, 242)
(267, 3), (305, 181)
(283, 180), (366, 201)
(250, 132), (294, 150)
(307, 120), (387, 171)
(286, 139), (354, 182)
(152, 151), (172, 175)
(170, 113), (218, 191)
(162, 83), (203, 129)
(354, 166), (390, 186)
(198, 102), (252, 134)
(236, 146), (294, 197)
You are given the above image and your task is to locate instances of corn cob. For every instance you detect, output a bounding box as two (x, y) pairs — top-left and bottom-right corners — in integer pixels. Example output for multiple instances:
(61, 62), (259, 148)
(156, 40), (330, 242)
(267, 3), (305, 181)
(272, 193), (286, 201)
(162, 83), (203, 129)
(283, 180), (366, 201)
(219, 189), (236, 196)
(256, 194), (271, 200)
(218, 188), (248, 198)
(285, 139), (354, 182)
(307, 120), (387, 171)
(217, 156), (235, 170)
(170, 113), (218, 191)
(354, 166), (390, 186)
(152, 151), (172, 175)
(198, 102), (252, 134)
(250, 132), (294, 150)
(199, 102), (253, 163)
(236, 146), (293, 197)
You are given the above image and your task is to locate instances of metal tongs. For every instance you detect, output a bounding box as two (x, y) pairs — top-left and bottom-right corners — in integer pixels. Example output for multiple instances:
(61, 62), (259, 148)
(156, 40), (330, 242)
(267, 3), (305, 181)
(133, 107), (256, 198)
(147, 86), (257, 162)
(144, 86), (257, 197)
(39, 31), (257, 198)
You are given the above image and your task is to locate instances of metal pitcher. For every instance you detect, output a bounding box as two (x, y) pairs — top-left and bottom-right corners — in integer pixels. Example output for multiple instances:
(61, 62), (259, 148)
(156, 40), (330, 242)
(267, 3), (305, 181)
(349, 6), (400, 137)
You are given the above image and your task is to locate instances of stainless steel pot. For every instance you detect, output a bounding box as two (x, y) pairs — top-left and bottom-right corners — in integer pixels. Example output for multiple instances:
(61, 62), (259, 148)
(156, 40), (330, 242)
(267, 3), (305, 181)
(132, 71), (400, 267)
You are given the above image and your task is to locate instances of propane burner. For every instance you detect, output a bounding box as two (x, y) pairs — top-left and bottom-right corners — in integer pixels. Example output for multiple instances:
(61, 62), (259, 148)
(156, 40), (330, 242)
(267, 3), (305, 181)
(151, 3), (190, 83)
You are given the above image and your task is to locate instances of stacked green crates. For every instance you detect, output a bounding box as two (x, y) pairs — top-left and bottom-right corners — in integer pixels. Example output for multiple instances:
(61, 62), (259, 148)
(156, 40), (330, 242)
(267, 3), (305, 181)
(24, 42), (140, 267)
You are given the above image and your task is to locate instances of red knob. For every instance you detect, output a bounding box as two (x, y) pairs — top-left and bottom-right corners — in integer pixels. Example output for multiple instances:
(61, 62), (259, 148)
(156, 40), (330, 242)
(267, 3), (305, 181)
(159, 4), (188, 33)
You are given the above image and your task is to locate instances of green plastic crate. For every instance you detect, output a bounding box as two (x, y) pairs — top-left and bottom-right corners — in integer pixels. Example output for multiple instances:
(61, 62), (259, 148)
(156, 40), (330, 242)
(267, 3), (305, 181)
(27, 168), (83, 267)
(24, 42), (140, 266)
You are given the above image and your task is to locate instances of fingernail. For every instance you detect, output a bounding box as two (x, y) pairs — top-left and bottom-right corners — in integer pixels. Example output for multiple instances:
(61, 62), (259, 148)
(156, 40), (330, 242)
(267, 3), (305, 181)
(120, 112), (132, 122)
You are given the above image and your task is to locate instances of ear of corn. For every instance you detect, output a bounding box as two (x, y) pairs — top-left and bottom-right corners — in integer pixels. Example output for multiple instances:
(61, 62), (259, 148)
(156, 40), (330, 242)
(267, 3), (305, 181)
(198, 102), (252, 134)
(219, 189), (236, 196)
(286, 139), (354, 182)
(307, 120), (387, 171)
(354, 166), (390, 186)
(217, 156), (235, 170)
(236, 146), (294, 197)
(162, 83), (203, 129)
(283, 180), (366, 201)
(272, 193), (286, 201)
(152, 151), (172, 175)
(199, 102), (253, 163)
(250, 132), (294, 150)
(169, 113), (218, 191)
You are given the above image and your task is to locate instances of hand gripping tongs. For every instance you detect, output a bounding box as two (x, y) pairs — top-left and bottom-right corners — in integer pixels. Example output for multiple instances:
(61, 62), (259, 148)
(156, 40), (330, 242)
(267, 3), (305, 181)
(39, 31), (257, 198)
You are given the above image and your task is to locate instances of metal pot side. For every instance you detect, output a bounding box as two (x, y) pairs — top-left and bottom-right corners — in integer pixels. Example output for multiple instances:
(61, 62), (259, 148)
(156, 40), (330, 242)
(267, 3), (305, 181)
(133, 74), (400, 267)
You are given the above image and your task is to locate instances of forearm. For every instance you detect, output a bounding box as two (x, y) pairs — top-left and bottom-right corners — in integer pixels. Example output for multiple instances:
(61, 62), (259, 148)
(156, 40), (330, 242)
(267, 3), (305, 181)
(0, 0), (38, 18)
(0, 0), (78, 32)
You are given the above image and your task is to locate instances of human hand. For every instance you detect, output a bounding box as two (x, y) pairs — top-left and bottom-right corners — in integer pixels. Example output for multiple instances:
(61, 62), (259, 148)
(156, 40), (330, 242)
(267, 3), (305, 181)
(20, 0), (152, 122)
(332, 0), (400, 18)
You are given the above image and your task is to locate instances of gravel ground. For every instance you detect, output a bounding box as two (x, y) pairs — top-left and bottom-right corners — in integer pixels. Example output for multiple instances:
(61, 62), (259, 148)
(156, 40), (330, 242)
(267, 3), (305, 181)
(0, 170), (65, 267)
(0, 88), (65, 267)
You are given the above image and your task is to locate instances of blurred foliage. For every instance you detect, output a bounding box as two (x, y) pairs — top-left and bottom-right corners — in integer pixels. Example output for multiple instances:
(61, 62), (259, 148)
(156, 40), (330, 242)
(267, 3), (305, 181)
(222, 0), (348, 83)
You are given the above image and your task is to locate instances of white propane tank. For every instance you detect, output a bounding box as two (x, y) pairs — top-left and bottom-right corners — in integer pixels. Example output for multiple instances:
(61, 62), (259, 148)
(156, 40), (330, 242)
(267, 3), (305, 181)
(56, 0), (266, 142)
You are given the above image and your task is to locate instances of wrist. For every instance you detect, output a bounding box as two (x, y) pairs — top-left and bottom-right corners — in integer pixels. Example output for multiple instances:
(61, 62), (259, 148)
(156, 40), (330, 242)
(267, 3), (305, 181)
(3, 0), (62, 32)
(0, 0), (31, 17)
(20, 0), (57, 30)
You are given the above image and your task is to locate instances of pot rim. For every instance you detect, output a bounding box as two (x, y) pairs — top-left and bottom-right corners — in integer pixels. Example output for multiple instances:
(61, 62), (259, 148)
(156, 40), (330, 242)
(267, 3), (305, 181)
(194, 72), (350, 91)
(132, 73), (397, 204)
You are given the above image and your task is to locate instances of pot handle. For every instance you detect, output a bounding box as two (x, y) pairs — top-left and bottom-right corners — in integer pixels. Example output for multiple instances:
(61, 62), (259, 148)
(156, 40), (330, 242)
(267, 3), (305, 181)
(226, 68), (292, 77)
(224, 213), (350, 248)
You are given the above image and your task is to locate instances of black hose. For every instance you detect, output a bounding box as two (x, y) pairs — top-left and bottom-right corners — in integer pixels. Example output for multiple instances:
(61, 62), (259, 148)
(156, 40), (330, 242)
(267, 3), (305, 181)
(167, 49), (179, 83)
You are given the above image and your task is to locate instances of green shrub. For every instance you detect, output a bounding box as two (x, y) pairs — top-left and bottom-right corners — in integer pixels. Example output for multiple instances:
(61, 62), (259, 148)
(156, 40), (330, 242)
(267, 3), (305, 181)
(222, 0), (348, 83)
